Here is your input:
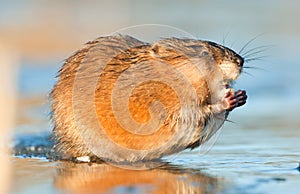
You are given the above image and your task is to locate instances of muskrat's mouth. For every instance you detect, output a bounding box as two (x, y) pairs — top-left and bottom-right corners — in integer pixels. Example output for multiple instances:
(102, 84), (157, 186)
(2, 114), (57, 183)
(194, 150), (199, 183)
(225, 83), (230, 89)
(224, 80), (235, 89)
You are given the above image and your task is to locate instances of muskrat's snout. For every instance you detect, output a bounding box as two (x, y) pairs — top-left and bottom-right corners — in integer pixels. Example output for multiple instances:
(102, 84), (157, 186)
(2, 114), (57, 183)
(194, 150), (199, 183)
(207, 41), (245, 81)
(235, 56), (244, 68)
(225, 54), (244, 80)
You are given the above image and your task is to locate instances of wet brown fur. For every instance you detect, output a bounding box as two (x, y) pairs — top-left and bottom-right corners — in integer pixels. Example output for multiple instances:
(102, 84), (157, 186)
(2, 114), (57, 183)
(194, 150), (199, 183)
(51, 35), (243, 161)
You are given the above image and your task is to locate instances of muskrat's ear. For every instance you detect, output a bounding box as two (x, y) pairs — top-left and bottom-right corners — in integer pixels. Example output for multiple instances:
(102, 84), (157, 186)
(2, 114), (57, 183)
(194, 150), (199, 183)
(151, 43), (179, 58)
(151, 43), (160, 54)
(151, 43), (171, 57)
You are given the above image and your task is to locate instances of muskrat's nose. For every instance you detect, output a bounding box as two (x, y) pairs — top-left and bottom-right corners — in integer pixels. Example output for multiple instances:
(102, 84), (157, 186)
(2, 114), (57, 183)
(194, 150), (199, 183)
(236, 57), (244, 67)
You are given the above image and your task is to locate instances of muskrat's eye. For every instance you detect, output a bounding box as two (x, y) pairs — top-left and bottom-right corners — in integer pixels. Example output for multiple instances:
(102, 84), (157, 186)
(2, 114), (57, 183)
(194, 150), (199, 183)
(201, 51), (209, 57)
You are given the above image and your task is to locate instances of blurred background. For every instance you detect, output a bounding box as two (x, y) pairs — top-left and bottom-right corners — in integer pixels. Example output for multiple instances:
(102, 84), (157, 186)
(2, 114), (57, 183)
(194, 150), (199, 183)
(0, 0), (299, 134)
(1, 0), (299, 194)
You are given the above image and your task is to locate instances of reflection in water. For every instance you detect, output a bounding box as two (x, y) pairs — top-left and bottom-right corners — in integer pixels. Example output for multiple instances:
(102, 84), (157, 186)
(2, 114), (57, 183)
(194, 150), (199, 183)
(54, 162), (222, 194)
(13, 133), (223, 193)
(12, 124), (300, 194)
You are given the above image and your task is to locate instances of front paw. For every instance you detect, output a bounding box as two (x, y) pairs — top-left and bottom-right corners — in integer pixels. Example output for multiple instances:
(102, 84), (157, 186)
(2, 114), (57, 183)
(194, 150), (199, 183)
(224, 90), (247, 111)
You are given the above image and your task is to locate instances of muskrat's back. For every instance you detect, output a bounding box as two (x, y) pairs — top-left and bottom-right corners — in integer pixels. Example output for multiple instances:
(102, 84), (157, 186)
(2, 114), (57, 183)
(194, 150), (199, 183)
(51, 34), (244, 162)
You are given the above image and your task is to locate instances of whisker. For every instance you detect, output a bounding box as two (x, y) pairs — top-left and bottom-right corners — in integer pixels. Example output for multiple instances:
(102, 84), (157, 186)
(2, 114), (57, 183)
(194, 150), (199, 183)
(245, 55), (269, 62)
(222, 30), (231, 46)
(242, 45), (275, 56)
(230, 39), (238, 49)
(243, 66), (265, 71)
(225, 119), (236, 124)
(222, 34), (225, 45)
(242, 70), (255, 77)
(243, 47), (270, 59)
(239, 33), (265, 55)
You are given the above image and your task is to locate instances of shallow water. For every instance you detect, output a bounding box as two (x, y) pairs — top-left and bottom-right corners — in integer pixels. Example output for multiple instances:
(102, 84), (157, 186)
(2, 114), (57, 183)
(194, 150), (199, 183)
(12, 123), (300, 194)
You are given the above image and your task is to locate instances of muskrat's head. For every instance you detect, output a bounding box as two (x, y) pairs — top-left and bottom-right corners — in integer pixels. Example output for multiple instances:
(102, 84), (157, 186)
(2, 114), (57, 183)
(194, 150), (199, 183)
(204, 41), (244, 81)
(155, 38), (244, 83)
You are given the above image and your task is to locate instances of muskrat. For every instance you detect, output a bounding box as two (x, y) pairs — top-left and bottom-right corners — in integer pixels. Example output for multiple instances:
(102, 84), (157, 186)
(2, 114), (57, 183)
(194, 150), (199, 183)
(51, 34), (247, 163)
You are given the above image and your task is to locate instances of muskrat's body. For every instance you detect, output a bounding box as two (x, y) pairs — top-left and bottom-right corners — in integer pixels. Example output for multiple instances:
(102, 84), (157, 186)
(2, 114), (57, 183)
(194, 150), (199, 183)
(51, 35), (247, 162)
